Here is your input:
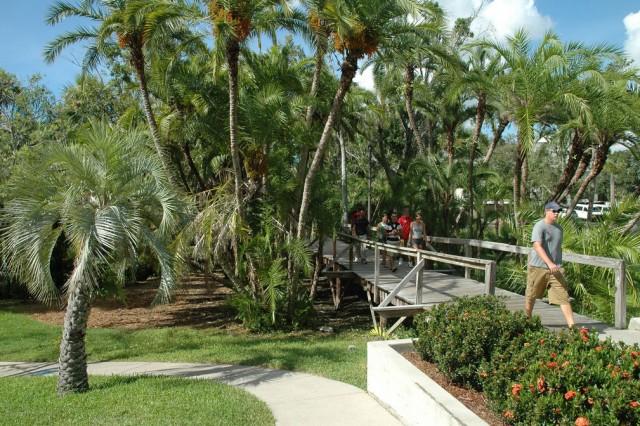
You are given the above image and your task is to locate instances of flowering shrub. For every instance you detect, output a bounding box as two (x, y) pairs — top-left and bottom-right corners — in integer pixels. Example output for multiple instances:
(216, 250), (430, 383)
(481, 327), (640, 425)
(414, 296), (543, 389)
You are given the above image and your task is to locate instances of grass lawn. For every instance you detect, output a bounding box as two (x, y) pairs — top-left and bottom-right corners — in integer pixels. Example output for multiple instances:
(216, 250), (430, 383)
(0, 375), (273, 426)
(0, 310), (374, 388)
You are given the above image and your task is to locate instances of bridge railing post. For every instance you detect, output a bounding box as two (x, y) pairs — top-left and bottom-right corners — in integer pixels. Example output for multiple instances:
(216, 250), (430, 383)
(415, 252), (423, 304)
(484, 261), (496, 295)
(614, 260), (626, 329)
(348, 235), (354, 269)
(464, 243), (472, 279)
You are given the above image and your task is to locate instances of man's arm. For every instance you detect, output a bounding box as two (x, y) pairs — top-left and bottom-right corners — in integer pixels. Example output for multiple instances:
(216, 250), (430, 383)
(532, 241), (560, 272)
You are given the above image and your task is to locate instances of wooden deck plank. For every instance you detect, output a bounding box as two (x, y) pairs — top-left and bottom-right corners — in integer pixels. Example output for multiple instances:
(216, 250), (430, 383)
(322, 240), (608, 331)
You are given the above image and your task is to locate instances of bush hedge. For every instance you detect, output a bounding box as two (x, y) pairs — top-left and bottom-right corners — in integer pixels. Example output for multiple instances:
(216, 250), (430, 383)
(415, 296), (640, 425)
(414, 296), (543, 389)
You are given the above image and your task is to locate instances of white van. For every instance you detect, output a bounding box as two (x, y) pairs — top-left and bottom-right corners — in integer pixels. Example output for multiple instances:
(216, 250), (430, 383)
(573, 203), (610, 220)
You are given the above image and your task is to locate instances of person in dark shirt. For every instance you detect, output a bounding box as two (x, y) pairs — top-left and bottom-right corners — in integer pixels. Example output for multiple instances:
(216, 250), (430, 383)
(351, 207), (369, 263)
(386, 212), (401, 272)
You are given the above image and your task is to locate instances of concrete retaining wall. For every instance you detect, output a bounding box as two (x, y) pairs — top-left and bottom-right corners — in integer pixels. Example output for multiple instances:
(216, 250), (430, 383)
(367, 339), (488, 426)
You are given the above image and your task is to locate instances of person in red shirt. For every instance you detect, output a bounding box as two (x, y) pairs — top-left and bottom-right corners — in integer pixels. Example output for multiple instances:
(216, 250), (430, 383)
(398, 207), (413, 266)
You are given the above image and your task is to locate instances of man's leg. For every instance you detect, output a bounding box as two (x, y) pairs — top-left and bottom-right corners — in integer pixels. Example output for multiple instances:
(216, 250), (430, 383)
(550, 271), (575, 328)
(525, 298), (536, 319)
(560, 303), (575, 328)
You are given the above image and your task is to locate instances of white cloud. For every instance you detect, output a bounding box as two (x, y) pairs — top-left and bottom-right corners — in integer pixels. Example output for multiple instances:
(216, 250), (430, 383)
(354, 64), (375, 92)
(624, 11), (640, 65)
(437, 0), (553, 41)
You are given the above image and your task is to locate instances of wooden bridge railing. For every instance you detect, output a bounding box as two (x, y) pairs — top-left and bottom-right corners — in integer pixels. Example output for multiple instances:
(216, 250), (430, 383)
(334, 232), (497, 297)
(429, 236), (627, 329)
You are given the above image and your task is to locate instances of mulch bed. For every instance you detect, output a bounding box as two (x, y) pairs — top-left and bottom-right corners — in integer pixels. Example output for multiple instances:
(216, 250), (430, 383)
(402, 351), (506, 426)
(11, 273), (373, 332)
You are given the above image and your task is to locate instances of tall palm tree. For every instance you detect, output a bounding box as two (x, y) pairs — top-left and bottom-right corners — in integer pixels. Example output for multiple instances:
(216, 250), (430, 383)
(363, 3), (447, 156)
(296, 0), (421, 238)
(460, 45), (504, 235)
(208, 0), (304, 221)
(1, 123), (183, 395)
(565, 73), (640, 216)
(44, 0), (193, 179)
(482, 30), (614, 210)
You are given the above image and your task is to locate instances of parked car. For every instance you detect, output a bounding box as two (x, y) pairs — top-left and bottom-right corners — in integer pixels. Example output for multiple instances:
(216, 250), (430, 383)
(572, 203), (610, 220)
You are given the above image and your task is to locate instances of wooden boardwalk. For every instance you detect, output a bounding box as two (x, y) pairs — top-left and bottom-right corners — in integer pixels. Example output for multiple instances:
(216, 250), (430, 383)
(323, 240), (607, 332)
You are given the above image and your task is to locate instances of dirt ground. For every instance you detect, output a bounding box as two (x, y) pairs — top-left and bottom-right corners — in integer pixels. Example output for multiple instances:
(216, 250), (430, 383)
(10, 274), (373, 331)
(403, 351), (506, 426)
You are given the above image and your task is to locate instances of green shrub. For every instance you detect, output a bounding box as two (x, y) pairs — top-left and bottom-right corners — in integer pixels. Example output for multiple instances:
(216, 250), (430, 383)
(481, 327), (640, 425)
(414, 296), (543, 389)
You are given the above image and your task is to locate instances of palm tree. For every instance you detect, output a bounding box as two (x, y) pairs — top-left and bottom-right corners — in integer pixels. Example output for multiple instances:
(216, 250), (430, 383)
(363, 3), (447, 156)
(482, 30), (615, 210)
(296, 0), (421, 238)
(1, 123), (184, 394)
(208, 0), (304, 221)
(44, 0), (193, 179)
(460, 45), (504, 235)
(565, 72), (640, 216)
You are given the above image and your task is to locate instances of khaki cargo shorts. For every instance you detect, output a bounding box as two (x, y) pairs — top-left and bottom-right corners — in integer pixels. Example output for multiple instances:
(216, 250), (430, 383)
(526, 266), (570, 305)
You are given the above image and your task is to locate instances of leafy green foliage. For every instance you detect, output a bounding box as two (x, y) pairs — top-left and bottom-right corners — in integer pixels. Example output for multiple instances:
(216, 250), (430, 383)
(1, 122), (186, 304)
(482, 328), (640, 425)
(415, 296), (543, 389)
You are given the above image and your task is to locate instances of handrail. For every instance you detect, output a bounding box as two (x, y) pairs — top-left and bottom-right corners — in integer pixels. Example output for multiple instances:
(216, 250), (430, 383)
(428, 235), (627, 329)
(336, 232), (496, 296)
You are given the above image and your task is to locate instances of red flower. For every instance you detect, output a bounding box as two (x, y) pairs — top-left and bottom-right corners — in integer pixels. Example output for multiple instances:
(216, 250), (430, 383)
(595, 346), (603, 352)
(511, 383), (522, 397)
(630, 401), (640, 409)
(547, 361), (558, 369)
(503, 410), (515, 420)
(550, 352), (557, 359)
(575, 417), (590, 426)
(564, 390), (577, 401)
(539, 338), (545, 345)
(537, 376), (546, 393)
(630, 351), (638, 359)
(581, 334), (589, 342)
(579, 327), (589, 335)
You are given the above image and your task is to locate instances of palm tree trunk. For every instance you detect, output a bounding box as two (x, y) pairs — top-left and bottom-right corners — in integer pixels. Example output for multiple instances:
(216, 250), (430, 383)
(296, 53), (358, 238)
(446, 125), (455, 167)
(226, 38), (244, 221)
(559, 149), (592, 202)
(521, 154), (528, 203)
(293, 37), (327, 218)
(57, 284), (91, 395)
(513, 135), (524, 209)
(404, 64), (424, 155)
(551, 130), (583, 200)
(338, 130), (349, 223)
(566, 142), (610, 216)
(130, 46), (173, 179)
(182, 142), (206, 192)
(482, 117), (509, 164)
(468, 93), (486, 236)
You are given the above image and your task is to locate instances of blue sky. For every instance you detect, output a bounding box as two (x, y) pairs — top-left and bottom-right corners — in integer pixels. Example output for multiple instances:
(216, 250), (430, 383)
(2, 1), (640, 97)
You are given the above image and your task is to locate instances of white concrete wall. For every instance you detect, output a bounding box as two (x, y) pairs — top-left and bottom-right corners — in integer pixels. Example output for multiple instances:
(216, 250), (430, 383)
(367, 339), (488, 426)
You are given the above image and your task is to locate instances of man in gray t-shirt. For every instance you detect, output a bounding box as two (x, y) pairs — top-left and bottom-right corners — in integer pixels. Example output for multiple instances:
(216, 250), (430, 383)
(525, 201), (575, 328)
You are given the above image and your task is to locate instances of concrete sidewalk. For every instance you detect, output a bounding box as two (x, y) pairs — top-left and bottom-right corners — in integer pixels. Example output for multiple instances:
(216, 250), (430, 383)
(0, 361), (401, 426)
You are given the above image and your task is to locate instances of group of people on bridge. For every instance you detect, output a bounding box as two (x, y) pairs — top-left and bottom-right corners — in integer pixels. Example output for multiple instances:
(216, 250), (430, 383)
(350, 201), (576, 328)
(350, 207), (429, 272)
